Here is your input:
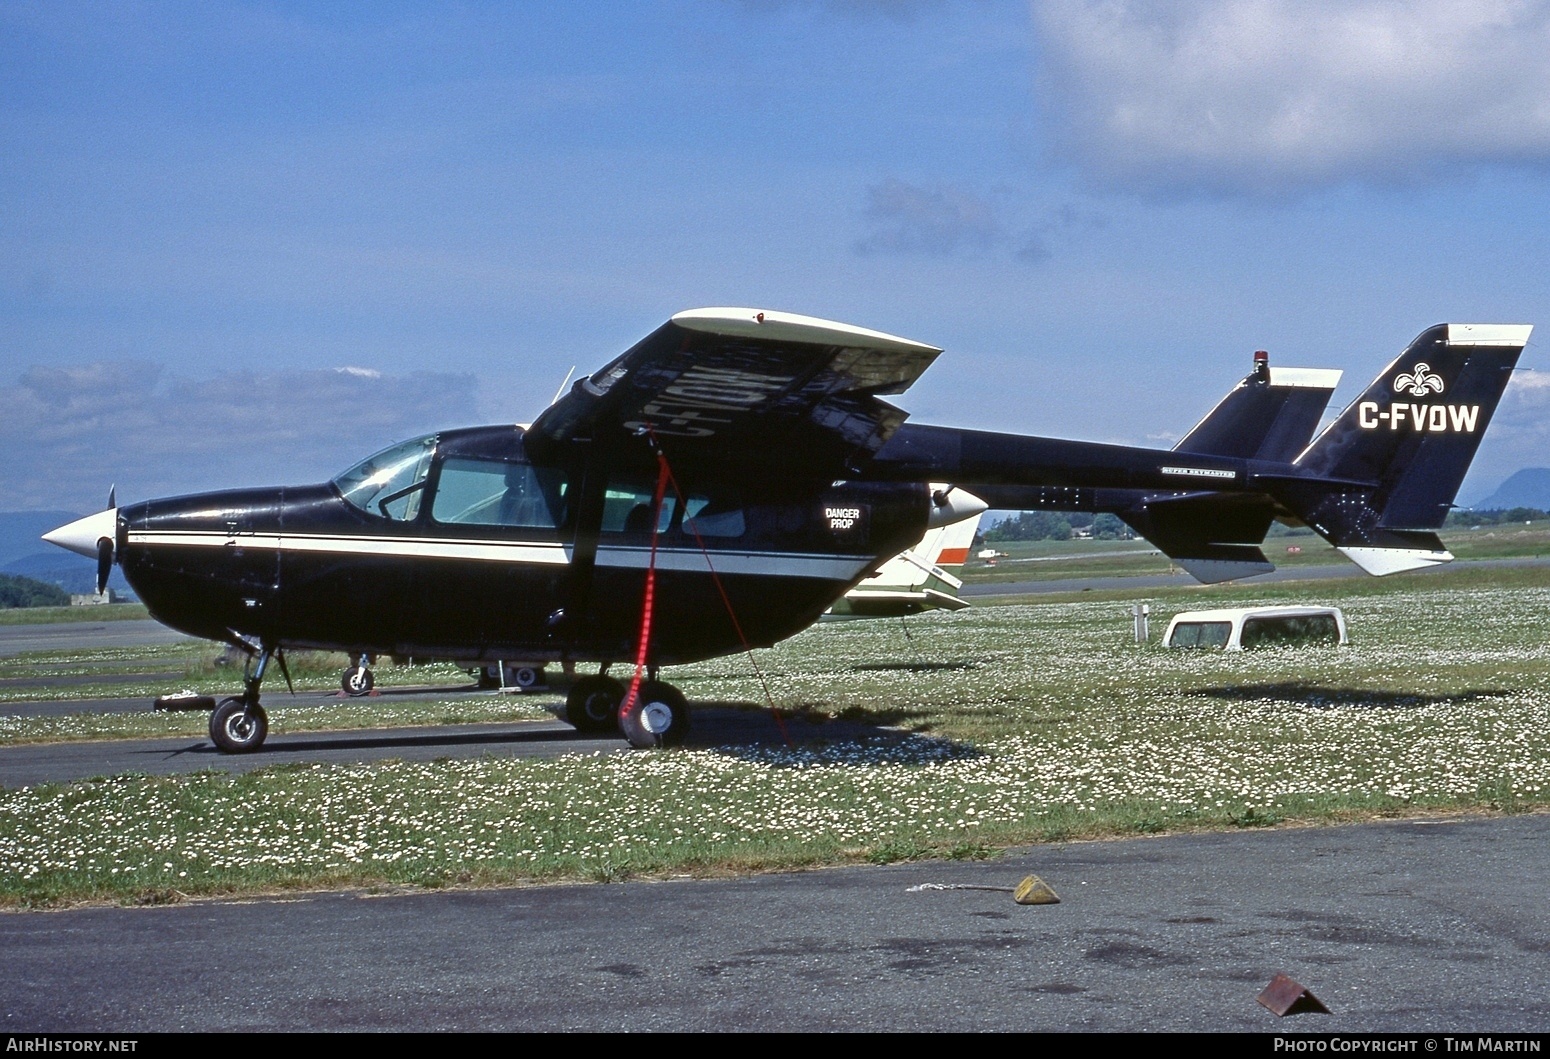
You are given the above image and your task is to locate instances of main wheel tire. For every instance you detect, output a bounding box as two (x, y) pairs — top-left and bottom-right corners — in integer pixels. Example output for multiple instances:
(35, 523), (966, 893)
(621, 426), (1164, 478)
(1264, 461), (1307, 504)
(513, 665), (542, 689)
(342, 665), (374, 695)
(209, 696), (269, 754)
(565, 675), (625, 732)
(619, 680), (689, 749)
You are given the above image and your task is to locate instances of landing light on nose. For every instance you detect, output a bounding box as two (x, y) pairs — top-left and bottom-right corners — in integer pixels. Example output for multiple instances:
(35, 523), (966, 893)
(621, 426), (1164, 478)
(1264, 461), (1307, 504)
(42, 508), (119, 559)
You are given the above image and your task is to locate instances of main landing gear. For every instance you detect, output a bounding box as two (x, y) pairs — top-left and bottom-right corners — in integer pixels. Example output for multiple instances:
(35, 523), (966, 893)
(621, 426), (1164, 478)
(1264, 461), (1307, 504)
(342, 653), (375, 696)
(209, 647), (276, 754)
(563, 668), (690, 749)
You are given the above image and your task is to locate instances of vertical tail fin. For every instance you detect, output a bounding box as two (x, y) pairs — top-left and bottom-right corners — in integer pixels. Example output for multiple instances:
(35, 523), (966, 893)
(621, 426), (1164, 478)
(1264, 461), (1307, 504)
(1175, 356), (1342, 463)
(1274, 323), (1531, 574)
(1118, 354), (1341, 583)
(924, 511), (982, 568)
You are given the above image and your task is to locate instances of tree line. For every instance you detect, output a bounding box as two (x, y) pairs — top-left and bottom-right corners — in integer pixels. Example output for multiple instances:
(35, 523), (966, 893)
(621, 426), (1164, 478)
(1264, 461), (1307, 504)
(982, 511), (1133, 542)
(0, 573), (70, 609)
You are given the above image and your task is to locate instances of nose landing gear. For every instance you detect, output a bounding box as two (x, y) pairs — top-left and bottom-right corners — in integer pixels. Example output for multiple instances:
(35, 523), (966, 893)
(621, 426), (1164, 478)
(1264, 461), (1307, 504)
(209, 645), (282, 753)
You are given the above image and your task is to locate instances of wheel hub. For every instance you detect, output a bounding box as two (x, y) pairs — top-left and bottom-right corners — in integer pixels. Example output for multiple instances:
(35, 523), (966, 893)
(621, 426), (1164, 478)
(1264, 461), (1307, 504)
(640, 700), (674, 734)
(584, 693), (615, 723)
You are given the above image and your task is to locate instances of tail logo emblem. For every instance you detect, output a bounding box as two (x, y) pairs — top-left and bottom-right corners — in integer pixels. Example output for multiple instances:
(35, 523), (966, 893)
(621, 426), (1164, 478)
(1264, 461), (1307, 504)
(1394, 363), (1445, 396)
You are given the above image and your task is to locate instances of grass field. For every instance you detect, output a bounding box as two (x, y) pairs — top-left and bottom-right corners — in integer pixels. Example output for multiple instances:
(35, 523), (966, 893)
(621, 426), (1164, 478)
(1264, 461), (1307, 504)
(3, 559), (1549, 907)
(0, 602), (151, 625)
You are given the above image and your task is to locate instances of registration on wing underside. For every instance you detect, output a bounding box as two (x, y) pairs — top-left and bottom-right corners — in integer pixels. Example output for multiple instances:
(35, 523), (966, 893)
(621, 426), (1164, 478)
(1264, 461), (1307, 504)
(129, 531), (870, 579)
(623, 365), (794, 438)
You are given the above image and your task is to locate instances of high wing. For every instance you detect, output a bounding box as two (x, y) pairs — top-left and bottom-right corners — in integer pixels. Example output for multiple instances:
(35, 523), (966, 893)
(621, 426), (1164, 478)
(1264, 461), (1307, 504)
(525, 308), (941, 476)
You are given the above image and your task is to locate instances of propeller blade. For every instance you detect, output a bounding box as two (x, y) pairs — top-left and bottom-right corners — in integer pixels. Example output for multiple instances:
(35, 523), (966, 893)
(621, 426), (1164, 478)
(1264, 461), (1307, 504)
(107, 484), (116, 510)
(95, 536), (113, 596)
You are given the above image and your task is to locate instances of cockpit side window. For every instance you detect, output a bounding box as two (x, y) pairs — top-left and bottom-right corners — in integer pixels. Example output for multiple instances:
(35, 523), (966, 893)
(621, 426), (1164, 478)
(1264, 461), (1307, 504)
(599, 477), (744, 538)
(600, 479), (675, 535)
(431, 458), (569, 529)
(332, 436), (436, 521)
(680, 495), (745, 538)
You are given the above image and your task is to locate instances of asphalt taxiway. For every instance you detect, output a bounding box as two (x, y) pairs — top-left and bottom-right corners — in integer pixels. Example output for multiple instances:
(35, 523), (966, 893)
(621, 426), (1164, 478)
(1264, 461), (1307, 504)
(0, 618), (190, 658)
(3, 813), (1546, 1032)
(3, 580), (1549, 1033)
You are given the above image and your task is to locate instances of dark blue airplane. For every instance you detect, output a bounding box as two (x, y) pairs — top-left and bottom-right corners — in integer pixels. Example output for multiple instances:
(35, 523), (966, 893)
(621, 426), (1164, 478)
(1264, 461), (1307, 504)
(43, 310), (1529, 752)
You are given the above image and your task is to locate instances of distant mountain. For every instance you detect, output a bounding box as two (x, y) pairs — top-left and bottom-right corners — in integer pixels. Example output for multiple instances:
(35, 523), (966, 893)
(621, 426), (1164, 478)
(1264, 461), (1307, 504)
(0, 511), (82, 566)
(1466, 469), (1550, 512)
(0, 510), (135, 598)
(1, 552), (135, 598)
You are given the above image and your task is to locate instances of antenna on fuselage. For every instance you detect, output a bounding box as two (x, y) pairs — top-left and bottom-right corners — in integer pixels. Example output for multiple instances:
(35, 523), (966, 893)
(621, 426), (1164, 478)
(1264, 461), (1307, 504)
(549, 366), (577, 407)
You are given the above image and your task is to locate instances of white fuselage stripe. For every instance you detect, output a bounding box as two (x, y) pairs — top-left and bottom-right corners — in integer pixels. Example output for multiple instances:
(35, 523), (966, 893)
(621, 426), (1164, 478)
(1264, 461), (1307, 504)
(130, 530), (572, 565)
(127, 531), (871, 579)
(595, 546), (870, 579)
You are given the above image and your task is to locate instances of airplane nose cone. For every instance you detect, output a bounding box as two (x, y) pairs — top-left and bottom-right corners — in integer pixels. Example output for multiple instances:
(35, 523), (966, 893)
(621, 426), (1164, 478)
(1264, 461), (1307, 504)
(42, 508), (119, 559)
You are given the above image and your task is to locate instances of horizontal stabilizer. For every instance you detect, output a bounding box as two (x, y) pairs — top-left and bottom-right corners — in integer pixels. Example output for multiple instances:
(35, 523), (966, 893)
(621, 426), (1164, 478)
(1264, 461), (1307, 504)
(922, 587), (972, 611)
(1337, 532), (1453, 576)
(823, 587), (971, 620)
(1176, 553), (1276, 584)
(1120, 493), (1278, 584)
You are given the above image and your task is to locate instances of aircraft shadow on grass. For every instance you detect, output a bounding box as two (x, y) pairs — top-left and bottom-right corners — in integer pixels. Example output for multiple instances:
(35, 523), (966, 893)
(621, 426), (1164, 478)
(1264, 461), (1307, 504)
(1185, 682), (1513, 711)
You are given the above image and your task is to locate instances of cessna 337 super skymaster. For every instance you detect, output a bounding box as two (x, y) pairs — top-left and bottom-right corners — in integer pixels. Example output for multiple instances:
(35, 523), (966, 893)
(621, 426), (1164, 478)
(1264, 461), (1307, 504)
(42, 309), (1531, 752)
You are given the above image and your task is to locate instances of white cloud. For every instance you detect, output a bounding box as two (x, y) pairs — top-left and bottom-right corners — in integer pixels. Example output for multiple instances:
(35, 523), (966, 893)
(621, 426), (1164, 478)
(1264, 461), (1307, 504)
(2, 362), (479, 511)
(1032, 0), (1550, 195)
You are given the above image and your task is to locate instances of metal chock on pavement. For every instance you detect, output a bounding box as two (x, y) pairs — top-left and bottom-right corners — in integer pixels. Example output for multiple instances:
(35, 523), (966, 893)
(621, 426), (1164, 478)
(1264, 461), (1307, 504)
(1012, 875), (1060, 905)
(1257, 973), (1331, 1016)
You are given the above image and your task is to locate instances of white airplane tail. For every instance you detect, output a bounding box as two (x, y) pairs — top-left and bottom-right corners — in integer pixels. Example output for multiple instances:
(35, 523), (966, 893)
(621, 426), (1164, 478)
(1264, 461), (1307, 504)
(823, 505), (984, 621)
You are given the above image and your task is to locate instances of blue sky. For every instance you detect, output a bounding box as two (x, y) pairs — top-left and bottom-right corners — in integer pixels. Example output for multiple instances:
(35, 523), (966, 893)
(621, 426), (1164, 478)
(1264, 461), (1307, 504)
(7, 0), (1550, 511)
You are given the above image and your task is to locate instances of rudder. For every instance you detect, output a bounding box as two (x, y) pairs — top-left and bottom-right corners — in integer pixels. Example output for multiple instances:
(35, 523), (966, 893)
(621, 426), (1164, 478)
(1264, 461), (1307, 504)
(1275, 323), (1531, 573)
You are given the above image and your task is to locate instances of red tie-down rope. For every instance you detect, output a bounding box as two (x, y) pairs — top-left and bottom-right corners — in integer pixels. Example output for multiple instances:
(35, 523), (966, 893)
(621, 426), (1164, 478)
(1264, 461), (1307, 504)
(624, 431), (790, 746)
(618, 448), (671, 719)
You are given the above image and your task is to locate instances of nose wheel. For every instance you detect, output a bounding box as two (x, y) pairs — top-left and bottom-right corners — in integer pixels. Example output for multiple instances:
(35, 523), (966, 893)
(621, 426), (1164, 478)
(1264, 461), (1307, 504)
(342, 665), (374, 696)
(210, 696), (268, 753)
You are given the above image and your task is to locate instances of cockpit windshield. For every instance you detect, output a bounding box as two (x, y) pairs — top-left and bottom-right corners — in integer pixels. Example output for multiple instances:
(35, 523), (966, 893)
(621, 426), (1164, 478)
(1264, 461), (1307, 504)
(332, 435), (436, 520)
